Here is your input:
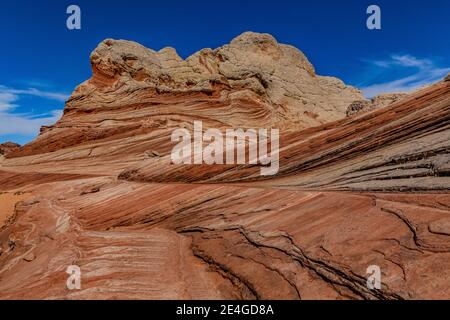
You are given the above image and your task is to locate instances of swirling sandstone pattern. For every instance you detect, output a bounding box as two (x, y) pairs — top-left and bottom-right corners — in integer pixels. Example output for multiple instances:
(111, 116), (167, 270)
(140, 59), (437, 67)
(0, 33), (449, 300)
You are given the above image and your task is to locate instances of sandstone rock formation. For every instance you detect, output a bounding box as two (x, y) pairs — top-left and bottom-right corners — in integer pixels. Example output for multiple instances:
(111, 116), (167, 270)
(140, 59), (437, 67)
(0, 142), (20, 156)
(115, 81), (450, 193)
(0, 33), (449, 300)
(6, 32), (364, 160)
(347, 93), (408, 117)
(86, 32), (363, 125)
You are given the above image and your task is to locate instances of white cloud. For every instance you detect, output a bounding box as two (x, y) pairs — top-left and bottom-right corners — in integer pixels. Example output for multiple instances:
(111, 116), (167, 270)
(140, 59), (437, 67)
(390, 54), (433, 68)
(0, 86), (69, 103)
(361, 54), (450, 98)
(0, 110), (63, 135)
(0, 85), (67, 137)
(0, 92), (18, 112)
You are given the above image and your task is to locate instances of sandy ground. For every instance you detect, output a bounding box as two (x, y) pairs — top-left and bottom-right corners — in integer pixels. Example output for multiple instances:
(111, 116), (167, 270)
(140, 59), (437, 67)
(0, 191), (31, 228)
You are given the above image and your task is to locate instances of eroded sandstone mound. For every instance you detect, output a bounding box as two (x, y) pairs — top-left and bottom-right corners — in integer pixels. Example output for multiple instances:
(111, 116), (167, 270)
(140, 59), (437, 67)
(85, 32), (364, 124)
(0, 33), (449, 300)
(6, 32), (364, 159)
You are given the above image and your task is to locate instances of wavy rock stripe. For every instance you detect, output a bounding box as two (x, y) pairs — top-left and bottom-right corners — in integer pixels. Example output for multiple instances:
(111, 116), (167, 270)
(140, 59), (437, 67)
(0, 33), (449, 299)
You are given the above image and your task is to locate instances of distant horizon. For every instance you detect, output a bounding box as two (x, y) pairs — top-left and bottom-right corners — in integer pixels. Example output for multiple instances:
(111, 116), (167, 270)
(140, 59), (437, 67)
(1, 0), (449, 145)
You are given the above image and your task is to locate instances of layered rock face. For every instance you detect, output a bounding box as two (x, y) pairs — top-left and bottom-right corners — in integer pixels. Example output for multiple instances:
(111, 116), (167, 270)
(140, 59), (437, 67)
(6, 32), (363, 160)
(1, 33), (450, 300)
(116, 80), (450, 193)
(84, 32), (363, 125)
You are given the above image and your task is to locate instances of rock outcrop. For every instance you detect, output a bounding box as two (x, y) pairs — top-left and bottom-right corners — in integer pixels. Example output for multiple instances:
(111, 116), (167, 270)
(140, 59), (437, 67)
(0, 142), (20, 156)
(84, 32), (363, 124)
(7, 32), (364, 159)
(0, 33), (449, 300)
(347, 93), (408, 117)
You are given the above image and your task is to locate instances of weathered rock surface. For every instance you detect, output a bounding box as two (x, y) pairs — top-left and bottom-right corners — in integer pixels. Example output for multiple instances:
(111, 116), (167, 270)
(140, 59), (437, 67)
(0, 142), (20, 156)
(85, 32), (363, 124)
(6, 32), (364, 159)
(118, 80), (450, 192)
(0, 176), (449, 299)
(0, 33), (449, 300)
(347, 93), (408, 117)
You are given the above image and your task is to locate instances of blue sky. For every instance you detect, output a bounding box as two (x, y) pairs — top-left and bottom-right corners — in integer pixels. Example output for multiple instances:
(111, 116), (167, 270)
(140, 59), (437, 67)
(0, 0), (449, 145)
